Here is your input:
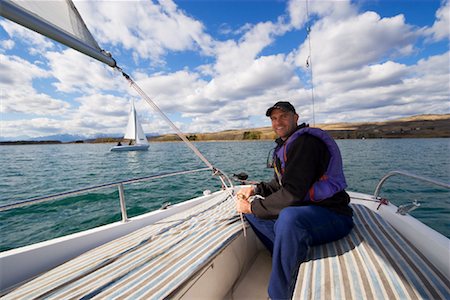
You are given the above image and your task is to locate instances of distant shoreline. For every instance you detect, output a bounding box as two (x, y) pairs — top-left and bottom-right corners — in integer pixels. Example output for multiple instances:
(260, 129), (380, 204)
(1, 136), (450, 146)
(0, 140), (63, 145)
(1, 114), (449, 145)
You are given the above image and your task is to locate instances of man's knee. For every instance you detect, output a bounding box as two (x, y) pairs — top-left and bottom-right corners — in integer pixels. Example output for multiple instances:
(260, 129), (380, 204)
(275, 206), (307, 235)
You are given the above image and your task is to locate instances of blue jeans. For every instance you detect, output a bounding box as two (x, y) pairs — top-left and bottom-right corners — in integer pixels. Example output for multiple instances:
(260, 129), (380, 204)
(245, 205), (354, 300)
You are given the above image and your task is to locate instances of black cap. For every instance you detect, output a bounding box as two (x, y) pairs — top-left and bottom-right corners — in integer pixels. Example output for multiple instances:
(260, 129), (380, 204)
(266, 101), (296, 117)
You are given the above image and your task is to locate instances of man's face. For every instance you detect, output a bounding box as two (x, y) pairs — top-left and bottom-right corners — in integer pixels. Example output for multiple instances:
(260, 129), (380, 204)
(269, 109), (299, 140)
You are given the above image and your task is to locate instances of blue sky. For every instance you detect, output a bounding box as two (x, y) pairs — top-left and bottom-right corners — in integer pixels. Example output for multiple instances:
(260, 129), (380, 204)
(1, 0), (449, 140)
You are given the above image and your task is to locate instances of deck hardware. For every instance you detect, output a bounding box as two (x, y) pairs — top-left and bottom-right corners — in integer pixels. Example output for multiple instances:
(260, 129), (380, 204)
(160, 202), (172, 210)
(376, 197), (389, 210)
(397, 200), (420, 215)
(374, 170), (450, 199)
(118, 183), (128, 222)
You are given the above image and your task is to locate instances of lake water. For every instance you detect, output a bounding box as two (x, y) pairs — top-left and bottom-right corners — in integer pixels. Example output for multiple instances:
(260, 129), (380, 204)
(1, 138), (449, 251)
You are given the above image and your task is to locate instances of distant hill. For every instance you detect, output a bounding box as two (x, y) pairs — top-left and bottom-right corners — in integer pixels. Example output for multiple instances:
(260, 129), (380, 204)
(149, 114), (450, 141)
(31, 134), (88, 143)
(1, 114), (448, 145)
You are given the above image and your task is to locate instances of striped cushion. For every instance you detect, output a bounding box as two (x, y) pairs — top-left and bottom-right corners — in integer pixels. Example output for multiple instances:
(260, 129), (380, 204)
(4, 199), (449, 300)
(3, 192), (244, 300)
(294, 204), (450, 299)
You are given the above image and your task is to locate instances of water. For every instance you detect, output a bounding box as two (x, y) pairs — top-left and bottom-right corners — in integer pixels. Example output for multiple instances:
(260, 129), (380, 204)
(1, 139), (449, 251)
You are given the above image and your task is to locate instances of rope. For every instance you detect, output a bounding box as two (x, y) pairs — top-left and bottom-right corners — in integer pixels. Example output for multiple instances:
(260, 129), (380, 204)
(116, 67), (247, 235)
(305, 0), (316, 126)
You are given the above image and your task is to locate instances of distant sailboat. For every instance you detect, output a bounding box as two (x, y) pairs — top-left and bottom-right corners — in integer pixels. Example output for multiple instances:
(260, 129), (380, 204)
(110, 101), (149, 151)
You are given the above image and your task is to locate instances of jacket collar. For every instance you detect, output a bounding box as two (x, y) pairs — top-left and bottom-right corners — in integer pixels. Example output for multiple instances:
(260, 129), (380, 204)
(275, 123), (307, 146)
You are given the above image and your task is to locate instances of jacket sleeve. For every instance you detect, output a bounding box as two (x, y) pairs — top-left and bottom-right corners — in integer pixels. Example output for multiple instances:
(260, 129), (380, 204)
(251, 135), (328, 219)
(254, 178), (280, 196)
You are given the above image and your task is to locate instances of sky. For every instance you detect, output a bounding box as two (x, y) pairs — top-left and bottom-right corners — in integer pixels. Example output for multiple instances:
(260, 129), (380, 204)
(0, 0), (449, 140)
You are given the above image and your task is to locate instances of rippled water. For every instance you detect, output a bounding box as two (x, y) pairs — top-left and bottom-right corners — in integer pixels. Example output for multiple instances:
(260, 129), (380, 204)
(1, 138), (449, 251)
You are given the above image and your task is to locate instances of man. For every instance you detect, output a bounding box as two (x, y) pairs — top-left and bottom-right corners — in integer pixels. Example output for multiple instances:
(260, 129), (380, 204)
(237, 101), (353, 299)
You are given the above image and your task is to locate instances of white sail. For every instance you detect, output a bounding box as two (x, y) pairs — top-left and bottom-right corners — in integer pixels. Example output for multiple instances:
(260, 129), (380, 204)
(123, 101), (148, 145)
(123, 103), (137, 140)
(134, 115), (148, 145)
(0, 0), (115, 67)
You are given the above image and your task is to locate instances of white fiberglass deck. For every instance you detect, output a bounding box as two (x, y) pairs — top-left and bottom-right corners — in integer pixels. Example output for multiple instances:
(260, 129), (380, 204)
(2, 194), (449, 299)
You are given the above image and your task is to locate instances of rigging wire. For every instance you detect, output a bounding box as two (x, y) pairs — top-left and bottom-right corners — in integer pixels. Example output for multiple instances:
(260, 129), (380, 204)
(117, 69), (215, 171)
(306, 0), (316, 126)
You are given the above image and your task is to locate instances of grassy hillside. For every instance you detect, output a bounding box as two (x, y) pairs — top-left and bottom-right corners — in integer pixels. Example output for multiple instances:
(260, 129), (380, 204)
(149, 114), (450, 142)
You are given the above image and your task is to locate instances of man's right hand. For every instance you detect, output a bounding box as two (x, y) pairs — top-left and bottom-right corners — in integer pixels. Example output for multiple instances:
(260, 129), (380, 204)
(236, 186), (255, 201)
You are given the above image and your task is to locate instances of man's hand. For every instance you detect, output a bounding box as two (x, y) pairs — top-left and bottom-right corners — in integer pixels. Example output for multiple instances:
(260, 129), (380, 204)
(236, 197), (252, 214)
(237, 186), (255, 199)
(236, 186), (255, 214)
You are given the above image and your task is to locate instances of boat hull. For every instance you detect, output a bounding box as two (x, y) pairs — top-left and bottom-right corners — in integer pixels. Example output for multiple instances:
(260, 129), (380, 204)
(110, 144), (149, 151)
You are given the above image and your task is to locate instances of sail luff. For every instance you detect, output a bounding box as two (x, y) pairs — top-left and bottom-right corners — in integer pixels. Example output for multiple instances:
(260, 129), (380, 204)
(0, 0), (116, 67)
(123, 102), (136, 140)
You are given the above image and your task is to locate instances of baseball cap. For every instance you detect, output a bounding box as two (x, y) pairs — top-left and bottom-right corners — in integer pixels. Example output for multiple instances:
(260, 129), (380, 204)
(266, 101), (296, 117)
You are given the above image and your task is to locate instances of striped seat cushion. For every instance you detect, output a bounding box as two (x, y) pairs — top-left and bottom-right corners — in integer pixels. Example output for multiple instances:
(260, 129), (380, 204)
(294, 204), (450, 300)
(3, 192), (244, 300)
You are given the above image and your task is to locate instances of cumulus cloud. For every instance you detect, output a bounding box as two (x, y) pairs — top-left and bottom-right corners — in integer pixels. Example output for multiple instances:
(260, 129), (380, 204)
(315, 51), (450, 122)
(284, 2), (449, 124)
(74, 0), (214, 65)
(0, 54), (70, 115)
(0, 20), (54, 53)
(424, 0), (450, 41)
(1, 0), (449, 139)
(288, 0), (356, 29)
(44, 49), (126, 94)
(212, 21), (284, 75)
(2, 118), (68, 139)
(295, 12), (418, 75)
(0, 39), (14, 51)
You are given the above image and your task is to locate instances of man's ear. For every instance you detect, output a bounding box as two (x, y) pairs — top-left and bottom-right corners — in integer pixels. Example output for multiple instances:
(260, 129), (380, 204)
(294, 113), (299, 123)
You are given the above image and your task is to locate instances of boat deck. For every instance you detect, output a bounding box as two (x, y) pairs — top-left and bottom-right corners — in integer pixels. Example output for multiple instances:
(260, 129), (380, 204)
(2, 193), (449, 299)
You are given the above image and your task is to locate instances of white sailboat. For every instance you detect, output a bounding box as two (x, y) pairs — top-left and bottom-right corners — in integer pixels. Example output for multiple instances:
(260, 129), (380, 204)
(1, 1), (449, 299)
(110, 101), (149, 152)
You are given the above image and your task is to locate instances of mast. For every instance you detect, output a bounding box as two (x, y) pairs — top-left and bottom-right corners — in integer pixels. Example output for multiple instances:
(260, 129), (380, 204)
(306, 0), (316, 126)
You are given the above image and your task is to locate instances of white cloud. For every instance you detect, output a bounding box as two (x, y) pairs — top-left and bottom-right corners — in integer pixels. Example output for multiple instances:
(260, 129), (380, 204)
(74, 0), (214, 65)
(0, 54), (70, 115)
(296, 12), (418, 75)
(315, 51), (450, 122)
(0, 39), (14, 50)
(203, 54), (298, 102)
(2, 118), (66, 138)
(1, 0), (448, 139)
(288, 0), (356, 29)
(424, 0), (450, 41)
(132, 70), (206, 113)
(0, 20), (54, 53)
(44, 49), (125, 94)
(211, 12), (296, 76)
